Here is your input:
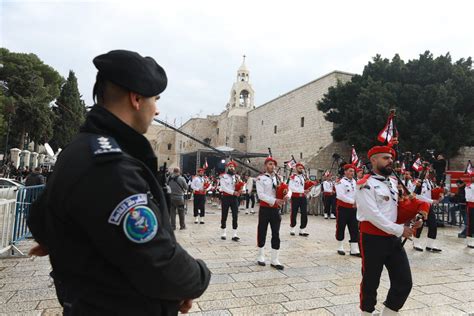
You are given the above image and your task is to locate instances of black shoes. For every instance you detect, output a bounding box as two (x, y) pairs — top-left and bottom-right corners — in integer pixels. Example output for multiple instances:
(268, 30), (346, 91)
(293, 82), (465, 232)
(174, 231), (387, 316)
(337, 250), (345, 256)
(257, 261), (266, 266)
(232, 236), (240, 242)
(271, 263), (284, 270)
(425, 247), (442, 253)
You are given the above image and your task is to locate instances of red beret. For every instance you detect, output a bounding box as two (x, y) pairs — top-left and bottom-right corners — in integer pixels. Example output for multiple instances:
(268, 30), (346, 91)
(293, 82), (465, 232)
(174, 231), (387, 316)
(226, 161), (237, 168)
(265, 157), (278, 165)
(198, 168), (205, 173)
(295, 162), (304, 169)
(343, 164), (356, 170)
(367, 146), (396, 159)
(356, 168), (363, 173)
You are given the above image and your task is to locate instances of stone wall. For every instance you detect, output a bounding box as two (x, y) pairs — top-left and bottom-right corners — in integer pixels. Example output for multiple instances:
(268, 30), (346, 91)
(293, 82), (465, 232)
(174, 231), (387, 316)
(145, 125), (178, 167)
(449, 146), (474, 170)
(247, 71), (353, 165)
(306, 141), (352, 175)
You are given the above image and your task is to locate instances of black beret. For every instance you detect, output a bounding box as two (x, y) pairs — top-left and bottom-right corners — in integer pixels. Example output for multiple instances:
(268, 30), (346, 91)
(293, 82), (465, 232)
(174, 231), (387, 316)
(93, 50), (167, 97)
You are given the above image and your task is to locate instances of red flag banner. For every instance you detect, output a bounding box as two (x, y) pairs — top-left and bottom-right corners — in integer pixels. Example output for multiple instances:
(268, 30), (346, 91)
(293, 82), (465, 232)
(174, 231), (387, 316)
(351, 147), (359, 166)
(412, 158), (423, 172)
(377, 113), (397, 143)
(285, 158), (297, 169)
(466, 160), (473, 175)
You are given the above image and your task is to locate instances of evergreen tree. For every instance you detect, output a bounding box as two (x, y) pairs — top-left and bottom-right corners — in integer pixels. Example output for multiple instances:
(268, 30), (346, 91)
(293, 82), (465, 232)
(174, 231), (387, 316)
(0, 48), (63, 149)
(50, 70), (85, 150)
(317, 51), (474, 158)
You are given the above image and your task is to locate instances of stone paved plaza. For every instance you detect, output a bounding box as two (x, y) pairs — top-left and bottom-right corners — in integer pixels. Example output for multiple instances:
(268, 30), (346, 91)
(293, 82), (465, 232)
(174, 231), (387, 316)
(1, 202), (473, 315)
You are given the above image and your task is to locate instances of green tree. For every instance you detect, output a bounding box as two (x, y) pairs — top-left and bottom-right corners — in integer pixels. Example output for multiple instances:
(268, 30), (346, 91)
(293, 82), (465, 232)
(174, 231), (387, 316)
(50, 70), (86, 150)
(317, 51), (474, 158)
(0, 48), (63, 150)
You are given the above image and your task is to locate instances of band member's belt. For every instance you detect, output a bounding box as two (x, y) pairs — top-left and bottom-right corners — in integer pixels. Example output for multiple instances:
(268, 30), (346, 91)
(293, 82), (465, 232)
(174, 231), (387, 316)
(222, 192), (235, 197)
(336, 199), (355, 209)
(360, 221), (392, 237)
(260, 201), (279, 208)
(292, 193), (306, 198)
(323, 192), (333, 196)
(194, 190), (206, 195)
(468, 202), (474, 208)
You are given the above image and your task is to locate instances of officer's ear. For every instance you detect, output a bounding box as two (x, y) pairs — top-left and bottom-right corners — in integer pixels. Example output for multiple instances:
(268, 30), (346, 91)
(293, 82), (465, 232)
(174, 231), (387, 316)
(129, 91), (141, 111)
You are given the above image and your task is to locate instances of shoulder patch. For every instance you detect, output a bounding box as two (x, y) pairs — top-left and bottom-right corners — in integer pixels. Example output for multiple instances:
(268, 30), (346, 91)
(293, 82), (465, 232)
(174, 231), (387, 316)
(108, 193), (148, 225)
(91, 136), (122, 156)
(123, 205), (158, 243)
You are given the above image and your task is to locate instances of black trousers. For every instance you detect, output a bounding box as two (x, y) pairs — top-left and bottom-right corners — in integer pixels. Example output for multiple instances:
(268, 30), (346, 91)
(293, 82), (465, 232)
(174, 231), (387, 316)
(336, 206), (359, 242)
(323, 195), (336, 215)
(467, 206), (474, 237)
(246, 193), (256, 208)
(193, 194), (206, 217)
(257, 206), (281, 249)
(290, 196), (308, 228)
(360, 233), (412, 313)
(415, 205), (436, 239)
(221, 195), (239, 229)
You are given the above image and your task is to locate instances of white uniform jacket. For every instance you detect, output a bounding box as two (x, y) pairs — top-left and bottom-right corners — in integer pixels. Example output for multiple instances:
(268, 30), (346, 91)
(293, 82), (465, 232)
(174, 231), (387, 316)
(356, 175), (404, 237)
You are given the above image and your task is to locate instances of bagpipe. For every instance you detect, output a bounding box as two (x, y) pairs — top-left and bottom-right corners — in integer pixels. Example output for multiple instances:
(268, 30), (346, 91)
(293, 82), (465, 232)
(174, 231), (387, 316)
(234, 175), (246, 193)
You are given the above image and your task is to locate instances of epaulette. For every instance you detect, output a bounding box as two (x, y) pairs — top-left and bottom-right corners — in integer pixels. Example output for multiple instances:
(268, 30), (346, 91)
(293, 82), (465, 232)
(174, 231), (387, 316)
(357, 175), (371, 190)
(90, 135), (122, 157)
(290, 174), (296, 180)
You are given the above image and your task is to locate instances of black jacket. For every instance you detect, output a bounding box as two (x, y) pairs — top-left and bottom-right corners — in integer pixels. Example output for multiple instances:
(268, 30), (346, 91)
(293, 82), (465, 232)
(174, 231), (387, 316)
(25, 172), (45, 186)
(27, 106), (210, 315)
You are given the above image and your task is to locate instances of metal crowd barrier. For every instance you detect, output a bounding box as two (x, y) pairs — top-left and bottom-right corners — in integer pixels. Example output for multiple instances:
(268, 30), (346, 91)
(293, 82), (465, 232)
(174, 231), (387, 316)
(12, 185), (45, 245)
(0, 185), (45, 257)
(0, 199), (17, 255)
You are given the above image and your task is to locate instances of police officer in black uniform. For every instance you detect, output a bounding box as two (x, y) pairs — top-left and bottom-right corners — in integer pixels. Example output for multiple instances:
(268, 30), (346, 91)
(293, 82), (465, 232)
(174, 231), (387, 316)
(27, 50), (211, 315)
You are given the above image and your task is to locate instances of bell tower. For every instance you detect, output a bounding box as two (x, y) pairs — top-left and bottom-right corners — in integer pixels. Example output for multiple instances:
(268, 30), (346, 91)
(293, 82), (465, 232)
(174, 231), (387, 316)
(226, 55), (255, 115)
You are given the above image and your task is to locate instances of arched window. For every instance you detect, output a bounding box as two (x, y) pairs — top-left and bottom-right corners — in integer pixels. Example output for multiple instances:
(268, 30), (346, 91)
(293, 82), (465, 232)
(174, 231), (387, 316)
(239, 90), (249, 107)
(239, 135), (246, 143)
(167, 143), (172, 150)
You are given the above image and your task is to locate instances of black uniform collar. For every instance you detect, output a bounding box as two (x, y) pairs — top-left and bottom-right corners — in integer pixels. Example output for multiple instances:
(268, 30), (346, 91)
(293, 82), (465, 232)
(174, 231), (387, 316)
(81, 105), (158, 173)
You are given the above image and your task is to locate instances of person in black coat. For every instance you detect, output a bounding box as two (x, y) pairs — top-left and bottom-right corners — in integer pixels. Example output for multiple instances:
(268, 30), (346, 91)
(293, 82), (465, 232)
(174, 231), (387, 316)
(27, 50), (211, 316)
(25, 167), (45, 186)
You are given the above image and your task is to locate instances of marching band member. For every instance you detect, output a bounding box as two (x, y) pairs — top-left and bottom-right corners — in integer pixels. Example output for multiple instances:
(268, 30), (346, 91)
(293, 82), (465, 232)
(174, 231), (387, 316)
(289, 162), (310, 236)
(245, 175), (256, 214)
(403, 171), (416, 193)
(335, 164), (360, 256)
(256, 156), (290, 270)
(413, 171), (443, 252)
(357, 145), (429, 315)
(219, 161), (243, 241)
(465, 173), (474, 248)
(191, 168), (207, 224)
(322, 173), (336, 219)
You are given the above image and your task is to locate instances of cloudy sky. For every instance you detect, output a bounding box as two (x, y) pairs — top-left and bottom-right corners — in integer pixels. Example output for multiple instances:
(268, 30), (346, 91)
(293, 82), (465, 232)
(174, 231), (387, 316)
(2, 0), (473, 125)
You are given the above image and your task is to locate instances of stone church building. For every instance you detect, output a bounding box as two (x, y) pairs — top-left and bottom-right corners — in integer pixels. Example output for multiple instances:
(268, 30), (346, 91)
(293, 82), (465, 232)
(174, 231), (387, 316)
(145, 58), (354, 176)
(145, 59), (472, 175)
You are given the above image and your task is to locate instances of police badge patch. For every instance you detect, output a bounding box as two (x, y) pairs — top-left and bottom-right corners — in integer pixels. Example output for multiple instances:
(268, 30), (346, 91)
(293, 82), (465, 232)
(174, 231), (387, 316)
(123, 206), (158, 243)
(108, 194), (148, 225)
